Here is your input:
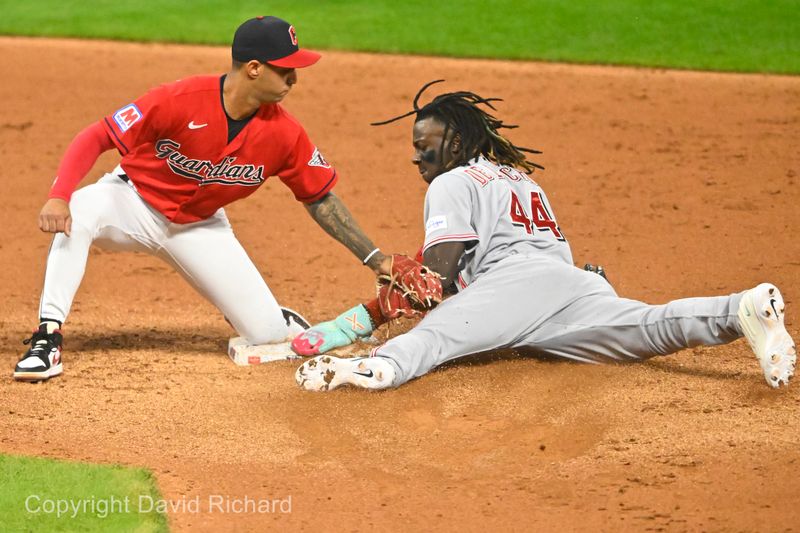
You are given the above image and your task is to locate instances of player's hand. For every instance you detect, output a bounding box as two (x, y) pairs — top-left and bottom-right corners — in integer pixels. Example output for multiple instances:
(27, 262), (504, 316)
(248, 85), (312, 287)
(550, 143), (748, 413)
(373, 253), (391, 276)
(584, 263), (611, 285)
(291, 303), (375, 356)
(38, 198), (72, 236)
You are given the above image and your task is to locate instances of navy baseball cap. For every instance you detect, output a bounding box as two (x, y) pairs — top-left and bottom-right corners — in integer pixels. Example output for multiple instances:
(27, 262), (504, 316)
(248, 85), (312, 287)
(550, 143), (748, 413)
(232, 16), (321, 68)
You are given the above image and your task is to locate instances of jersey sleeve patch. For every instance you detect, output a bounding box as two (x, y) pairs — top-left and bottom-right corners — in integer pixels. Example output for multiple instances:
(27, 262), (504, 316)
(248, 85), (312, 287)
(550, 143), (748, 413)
(425, 215), (448, 233)
(112, 103), (142, 133)
(307, 147), (331, 169)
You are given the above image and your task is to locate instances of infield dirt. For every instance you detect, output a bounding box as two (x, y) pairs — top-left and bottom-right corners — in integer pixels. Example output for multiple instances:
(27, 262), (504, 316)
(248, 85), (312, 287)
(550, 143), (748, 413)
(1, 37), (798, 532)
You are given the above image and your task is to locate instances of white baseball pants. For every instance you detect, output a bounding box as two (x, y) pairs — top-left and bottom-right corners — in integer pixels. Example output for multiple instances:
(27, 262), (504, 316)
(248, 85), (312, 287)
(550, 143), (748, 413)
(39, 167), (288, 344)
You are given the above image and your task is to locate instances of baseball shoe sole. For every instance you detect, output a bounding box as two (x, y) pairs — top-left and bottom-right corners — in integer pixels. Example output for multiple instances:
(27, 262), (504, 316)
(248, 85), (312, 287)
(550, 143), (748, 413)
(13, 363), (63, 383)
(737, 283), (796, 388)
(295, 355), (396, 391)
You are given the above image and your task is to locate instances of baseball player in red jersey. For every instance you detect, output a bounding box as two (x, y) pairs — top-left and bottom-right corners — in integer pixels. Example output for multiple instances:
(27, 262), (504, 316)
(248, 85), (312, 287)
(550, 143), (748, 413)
(14, 16), (395, 382)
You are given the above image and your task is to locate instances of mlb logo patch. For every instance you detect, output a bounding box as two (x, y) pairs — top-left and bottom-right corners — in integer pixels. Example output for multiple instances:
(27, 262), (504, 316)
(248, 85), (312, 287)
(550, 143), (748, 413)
(426, 215), (448, 232)
(307, 148), (331, 169)
(112, 103), (142, 132)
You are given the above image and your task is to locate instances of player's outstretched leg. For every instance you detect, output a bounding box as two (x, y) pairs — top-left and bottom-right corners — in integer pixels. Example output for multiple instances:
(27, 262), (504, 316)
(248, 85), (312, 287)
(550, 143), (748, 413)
(13, 324), (63, 382)
(737, 283), (796, 388)
(295, 355), (395, 391)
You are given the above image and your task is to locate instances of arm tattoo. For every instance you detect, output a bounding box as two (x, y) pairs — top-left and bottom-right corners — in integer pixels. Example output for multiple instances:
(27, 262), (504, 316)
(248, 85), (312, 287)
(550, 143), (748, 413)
(305, 192), (378, 264)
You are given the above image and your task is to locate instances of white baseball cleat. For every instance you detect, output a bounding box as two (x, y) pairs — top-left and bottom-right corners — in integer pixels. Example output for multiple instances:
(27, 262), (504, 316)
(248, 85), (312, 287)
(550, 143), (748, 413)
(295, 355), (396, 391)
(737, 283), (796, 388)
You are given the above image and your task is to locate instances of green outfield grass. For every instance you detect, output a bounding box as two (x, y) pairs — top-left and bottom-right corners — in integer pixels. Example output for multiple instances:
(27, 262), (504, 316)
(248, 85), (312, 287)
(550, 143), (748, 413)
(1, 0), (798, 74)
(0, 454), (168, 532)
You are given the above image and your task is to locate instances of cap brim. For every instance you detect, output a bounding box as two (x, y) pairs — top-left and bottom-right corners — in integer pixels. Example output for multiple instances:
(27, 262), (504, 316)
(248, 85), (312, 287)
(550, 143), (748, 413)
(267, 49), (321, 68)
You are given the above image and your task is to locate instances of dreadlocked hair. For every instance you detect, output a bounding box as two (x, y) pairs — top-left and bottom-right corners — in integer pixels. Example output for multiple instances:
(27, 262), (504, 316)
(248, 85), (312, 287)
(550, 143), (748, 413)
(372, 79), (543, 173)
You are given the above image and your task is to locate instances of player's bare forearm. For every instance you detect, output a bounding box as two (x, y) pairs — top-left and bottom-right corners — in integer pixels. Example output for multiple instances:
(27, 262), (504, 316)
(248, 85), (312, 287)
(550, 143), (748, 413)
(423, 241), (466, 290)
(305, 192), (388, 273)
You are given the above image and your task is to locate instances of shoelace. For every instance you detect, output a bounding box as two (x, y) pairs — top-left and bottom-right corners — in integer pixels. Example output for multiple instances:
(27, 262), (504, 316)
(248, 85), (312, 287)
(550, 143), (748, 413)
(22, 335), (52, 358)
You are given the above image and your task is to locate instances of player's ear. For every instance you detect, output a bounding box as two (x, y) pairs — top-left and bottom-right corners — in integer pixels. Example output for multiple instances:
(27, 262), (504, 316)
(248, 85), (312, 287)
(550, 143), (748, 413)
(245, 60), (262, 79)
(449, 133), (462, 156)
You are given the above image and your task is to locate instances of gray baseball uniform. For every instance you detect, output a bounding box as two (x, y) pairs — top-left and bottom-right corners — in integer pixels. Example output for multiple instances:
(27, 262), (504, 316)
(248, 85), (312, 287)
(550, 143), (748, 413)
(372, 157), (744, 385)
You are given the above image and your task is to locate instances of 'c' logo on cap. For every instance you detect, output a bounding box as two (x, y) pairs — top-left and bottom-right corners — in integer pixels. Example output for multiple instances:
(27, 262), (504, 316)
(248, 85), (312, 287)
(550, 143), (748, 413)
(288, 25), (298, 46)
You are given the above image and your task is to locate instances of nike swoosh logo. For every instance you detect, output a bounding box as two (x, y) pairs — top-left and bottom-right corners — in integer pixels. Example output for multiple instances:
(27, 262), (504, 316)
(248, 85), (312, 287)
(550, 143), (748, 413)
(188, 121), (208, 130)
(353, 369), (374, 379)
(769, 298), (780, 318)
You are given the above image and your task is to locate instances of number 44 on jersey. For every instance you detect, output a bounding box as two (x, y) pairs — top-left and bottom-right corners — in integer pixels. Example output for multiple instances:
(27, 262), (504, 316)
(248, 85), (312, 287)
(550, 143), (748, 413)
(509, 191), (565, 241)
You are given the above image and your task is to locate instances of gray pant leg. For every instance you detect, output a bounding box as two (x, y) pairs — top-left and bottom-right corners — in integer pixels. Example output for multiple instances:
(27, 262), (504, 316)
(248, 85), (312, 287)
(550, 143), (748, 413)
(374, 255), (612, 386)
(374, 254), (745, 386)
(527, 292), (744, 363)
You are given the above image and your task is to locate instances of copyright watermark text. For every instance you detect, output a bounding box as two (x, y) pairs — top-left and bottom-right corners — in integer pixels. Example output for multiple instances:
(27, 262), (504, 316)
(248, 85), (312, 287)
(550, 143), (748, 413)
(24, 494), (292, 518)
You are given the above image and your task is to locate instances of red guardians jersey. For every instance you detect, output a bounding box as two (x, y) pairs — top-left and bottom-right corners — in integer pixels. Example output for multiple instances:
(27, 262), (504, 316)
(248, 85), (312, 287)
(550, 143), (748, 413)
(101, 75), (337, 224)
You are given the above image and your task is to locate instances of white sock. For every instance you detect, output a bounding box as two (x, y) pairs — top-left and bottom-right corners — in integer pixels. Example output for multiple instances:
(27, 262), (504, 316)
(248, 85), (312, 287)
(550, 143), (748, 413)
(39, 320), (61, 334)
